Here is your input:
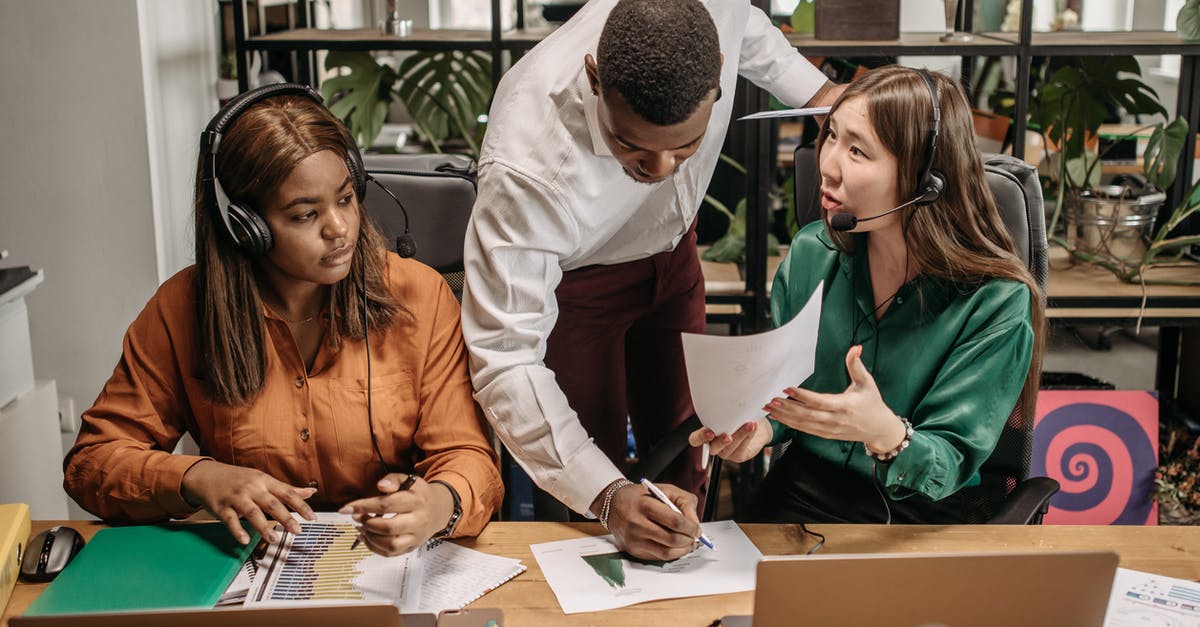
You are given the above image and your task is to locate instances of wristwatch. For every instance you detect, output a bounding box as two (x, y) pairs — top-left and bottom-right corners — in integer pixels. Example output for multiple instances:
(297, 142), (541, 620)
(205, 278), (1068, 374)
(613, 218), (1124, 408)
(429, 480), (462, 539)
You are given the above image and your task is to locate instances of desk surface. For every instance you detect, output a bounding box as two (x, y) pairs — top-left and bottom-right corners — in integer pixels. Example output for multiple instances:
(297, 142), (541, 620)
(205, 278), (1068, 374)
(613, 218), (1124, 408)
(5, 521), (1199, 626)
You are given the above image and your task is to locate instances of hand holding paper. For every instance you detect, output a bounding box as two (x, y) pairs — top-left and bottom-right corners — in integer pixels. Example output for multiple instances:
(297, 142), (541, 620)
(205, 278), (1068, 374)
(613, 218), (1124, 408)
(681, 283), (822, 435)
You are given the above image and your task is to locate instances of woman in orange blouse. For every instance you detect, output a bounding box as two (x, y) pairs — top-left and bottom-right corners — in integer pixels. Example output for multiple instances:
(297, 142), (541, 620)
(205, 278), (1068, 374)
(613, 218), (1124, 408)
(64, 85), (502, 556)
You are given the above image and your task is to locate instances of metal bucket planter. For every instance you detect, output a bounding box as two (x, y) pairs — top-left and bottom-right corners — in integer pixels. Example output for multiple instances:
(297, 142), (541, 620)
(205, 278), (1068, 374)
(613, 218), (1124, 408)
(1066, 185), (1166, 263)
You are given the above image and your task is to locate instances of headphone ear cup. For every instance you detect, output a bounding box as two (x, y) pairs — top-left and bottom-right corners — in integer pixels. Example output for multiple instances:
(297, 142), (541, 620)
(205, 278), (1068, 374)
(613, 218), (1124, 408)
(917, 169), (946, 206)
(226, 202), (273, 254)
(345, 145), (367, 202)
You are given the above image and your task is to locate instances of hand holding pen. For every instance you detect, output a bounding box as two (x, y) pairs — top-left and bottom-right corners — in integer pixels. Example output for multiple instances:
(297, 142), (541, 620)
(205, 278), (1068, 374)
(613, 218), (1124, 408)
(640, 478), (715, 550)
(342, 473), (417, 553)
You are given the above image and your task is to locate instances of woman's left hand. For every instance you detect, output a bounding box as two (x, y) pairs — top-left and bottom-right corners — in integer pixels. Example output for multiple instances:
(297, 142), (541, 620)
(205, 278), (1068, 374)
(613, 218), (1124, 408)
(764, 345), (907, 454)
(339, 474), (454, 557)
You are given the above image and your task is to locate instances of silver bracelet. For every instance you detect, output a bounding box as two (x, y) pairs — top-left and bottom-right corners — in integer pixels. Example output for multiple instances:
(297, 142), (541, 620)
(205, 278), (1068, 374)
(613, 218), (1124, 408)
(599, 478), (633, 529)
(864, 416), (914, 464)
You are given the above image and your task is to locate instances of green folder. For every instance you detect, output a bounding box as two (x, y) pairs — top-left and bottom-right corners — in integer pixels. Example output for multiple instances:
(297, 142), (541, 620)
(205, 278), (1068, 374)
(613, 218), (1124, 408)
(25, 522), (259, 616)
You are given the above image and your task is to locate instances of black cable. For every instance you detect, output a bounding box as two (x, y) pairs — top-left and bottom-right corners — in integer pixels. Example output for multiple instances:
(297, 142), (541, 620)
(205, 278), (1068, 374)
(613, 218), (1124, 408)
(799, 523), (825, 555)
(362, 249), (392, 475)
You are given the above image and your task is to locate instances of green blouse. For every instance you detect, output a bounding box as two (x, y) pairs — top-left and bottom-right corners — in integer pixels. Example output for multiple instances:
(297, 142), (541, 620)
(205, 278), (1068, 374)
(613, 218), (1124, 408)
(769, 221), (1034, 502)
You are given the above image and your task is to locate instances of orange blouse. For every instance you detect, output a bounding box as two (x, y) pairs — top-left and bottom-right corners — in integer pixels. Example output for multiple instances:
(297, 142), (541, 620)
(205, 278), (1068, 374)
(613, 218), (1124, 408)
(64, 254), (502, 537)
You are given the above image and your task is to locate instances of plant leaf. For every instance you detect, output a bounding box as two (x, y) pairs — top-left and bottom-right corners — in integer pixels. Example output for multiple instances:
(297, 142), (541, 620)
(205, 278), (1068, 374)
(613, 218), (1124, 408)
(394, 50), (492, 157)
(322, 51), (396, 148)
(1143, 117), (1190, 190)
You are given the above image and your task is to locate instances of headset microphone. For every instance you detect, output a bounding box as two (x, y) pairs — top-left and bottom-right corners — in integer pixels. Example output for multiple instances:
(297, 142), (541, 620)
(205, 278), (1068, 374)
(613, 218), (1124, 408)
(829, 184), (941, 232)
(366, 175), (416, 259)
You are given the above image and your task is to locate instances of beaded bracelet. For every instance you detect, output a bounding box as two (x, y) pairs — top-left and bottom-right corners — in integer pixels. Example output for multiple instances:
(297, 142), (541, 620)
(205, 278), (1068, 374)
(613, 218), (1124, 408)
(864, 416), (914, 463)
(599, 478), (633, 529)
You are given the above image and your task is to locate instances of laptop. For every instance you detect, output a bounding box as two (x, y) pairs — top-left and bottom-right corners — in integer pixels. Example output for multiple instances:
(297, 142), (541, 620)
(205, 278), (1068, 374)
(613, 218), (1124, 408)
(723, 550), (1119, 627)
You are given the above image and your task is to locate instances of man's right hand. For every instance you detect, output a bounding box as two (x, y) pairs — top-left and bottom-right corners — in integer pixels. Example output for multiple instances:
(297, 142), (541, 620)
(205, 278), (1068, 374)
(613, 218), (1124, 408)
(603, 482), (701, 561)
(181, 460), (317, 545)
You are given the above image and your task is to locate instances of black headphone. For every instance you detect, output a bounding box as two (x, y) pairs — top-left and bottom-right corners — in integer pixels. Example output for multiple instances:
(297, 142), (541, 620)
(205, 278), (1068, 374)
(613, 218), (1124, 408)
(199, 82), (415, 259)
(912, 68), (945, 207)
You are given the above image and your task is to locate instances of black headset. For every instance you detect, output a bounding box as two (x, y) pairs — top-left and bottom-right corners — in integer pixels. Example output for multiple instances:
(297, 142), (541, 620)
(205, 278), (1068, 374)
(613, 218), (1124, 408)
(199, 82), (414, 259)
(912, 68), (945, 207)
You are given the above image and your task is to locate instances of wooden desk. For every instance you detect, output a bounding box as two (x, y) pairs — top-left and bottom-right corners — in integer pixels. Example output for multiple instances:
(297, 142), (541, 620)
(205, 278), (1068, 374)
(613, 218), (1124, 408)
(6, 521), (1199, 626)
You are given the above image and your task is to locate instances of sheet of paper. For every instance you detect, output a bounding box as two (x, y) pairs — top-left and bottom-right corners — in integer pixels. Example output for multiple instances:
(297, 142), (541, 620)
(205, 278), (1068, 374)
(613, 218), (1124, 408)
(245, 513), (425, 613)
(416, 541), (526, 613)
(681, 283), (822, 434)
(216, 558), (257, 606)
(242, 513), (525, 614)
(531, 520), (762, 614)
(738, 106), (831, 121)
(1104, 567), (1200, 626)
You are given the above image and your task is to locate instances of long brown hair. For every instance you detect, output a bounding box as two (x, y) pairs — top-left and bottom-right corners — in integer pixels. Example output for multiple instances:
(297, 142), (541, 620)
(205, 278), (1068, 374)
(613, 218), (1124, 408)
(193, 94), (405, 406)
(816, 65), (1046, 422)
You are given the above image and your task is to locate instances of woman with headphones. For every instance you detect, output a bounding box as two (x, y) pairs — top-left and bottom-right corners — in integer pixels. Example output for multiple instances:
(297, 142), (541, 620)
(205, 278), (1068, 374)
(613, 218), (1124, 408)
(692, 66), (1045, 523)
(64, 85), (502, 555)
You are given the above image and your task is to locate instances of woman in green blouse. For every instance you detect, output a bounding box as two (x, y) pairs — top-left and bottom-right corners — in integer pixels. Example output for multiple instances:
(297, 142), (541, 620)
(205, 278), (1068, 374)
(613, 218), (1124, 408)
(692, 66), (1046, 523)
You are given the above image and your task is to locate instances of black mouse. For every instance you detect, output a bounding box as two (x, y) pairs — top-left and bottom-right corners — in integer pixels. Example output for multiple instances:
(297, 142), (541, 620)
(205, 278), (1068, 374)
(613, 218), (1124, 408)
(20, 526), (85, 582)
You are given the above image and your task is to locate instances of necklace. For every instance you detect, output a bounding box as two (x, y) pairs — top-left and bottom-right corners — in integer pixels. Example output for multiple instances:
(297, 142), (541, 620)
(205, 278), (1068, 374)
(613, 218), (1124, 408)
(281, 313), (317, 324)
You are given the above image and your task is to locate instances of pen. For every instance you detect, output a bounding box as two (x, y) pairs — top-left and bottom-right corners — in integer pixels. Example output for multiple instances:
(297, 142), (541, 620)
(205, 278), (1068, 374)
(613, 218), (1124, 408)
(349, 473), (417, 551)
(700, 441), (710, 471)
(639, 478), (715, 550)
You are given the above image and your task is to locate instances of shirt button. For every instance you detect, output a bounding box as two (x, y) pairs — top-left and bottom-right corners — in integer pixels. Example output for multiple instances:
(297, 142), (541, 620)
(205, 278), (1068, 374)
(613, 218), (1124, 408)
(294, 377), (304, 388)
(895, 296), (904, 304)
(897, 472), (907, 481)
(300, 429), (310, 442)
(307, 480), (318, 489)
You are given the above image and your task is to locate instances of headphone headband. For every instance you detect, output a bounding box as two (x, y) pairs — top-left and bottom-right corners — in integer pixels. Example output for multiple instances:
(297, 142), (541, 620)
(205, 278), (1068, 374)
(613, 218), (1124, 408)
(913, 69), (944, 206)
(200, 82), (367, 254)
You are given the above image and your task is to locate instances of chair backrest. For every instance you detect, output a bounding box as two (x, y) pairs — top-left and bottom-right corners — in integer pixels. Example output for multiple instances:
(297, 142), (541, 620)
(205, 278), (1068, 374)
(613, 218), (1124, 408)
(361, 153), (477, 298)
(793, 148), (1049, 522)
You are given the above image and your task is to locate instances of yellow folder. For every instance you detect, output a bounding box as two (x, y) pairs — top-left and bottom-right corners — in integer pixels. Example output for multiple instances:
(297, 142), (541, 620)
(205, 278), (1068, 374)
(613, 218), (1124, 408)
(0, 503), (32, 614)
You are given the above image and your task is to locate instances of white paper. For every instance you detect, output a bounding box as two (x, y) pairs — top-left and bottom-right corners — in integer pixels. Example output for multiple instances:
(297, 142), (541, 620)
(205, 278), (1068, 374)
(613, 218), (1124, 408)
(242, 513), (525, 614)
(738, 106), (831, 121)
(681, 283), (822, 434)
(415, 541), (526, 613)
(531, 520), (762, 614)
(246, 513), (425, 612)
(1104, 567), (1200, 626)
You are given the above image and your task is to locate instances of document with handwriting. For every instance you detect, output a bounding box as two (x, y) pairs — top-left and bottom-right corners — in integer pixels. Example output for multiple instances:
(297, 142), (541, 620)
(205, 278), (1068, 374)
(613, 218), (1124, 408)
(682, 282), (822, 435)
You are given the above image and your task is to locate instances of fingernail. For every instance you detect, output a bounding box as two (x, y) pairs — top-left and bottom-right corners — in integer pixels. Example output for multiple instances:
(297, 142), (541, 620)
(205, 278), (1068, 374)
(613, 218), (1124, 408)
(240, 533), (250, 545)
(379, 479), (394, 489)
(338, 506), (352, 514)
(704, 430), (714, 438)
(722, 435), (732, 443)
(747, 422), (756, 431)
(267, 531), (278, 543)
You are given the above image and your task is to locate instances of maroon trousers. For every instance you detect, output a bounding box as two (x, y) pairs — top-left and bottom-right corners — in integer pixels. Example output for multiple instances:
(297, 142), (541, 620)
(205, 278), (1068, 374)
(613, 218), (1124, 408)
(544, 227), (708, 509)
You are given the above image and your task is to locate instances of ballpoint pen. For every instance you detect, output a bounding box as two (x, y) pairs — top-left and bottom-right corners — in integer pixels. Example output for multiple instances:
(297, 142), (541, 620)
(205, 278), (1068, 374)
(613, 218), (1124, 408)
(349, 473), (417, 551)
(639, 478), (715, 550)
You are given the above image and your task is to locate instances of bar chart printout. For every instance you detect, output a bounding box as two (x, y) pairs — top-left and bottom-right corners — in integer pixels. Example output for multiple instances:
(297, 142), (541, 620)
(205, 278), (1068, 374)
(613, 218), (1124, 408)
(245, 513), (423, 612)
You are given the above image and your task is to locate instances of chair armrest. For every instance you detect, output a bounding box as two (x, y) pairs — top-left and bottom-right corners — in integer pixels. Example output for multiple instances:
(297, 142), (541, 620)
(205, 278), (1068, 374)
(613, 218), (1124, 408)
(988, 477), (1060, 525)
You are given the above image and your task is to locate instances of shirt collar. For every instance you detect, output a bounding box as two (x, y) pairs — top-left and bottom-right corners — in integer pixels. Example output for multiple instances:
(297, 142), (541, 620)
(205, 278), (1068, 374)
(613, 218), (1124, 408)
(579, 69), (611, 157)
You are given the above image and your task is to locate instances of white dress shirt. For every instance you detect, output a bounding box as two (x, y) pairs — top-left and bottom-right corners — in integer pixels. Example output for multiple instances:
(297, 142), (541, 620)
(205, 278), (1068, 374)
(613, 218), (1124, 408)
(462, 0), (828, 515)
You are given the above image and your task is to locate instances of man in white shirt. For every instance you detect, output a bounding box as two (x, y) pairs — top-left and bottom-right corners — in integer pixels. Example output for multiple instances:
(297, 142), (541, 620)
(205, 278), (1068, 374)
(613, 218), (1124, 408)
(462, 0), (839, 560)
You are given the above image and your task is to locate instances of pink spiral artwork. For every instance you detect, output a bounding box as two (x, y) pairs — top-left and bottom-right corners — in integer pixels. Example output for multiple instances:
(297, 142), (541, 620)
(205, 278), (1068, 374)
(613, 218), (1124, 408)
(1032, 390), (1159, 525)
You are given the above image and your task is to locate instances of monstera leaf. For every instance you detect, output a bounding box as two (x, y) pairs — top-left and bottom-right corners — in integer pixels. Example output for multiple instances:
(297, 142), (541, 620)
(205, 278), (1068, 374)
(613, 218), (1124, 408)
(322, 51), (397, 148)
(1180, 0), (1200, 41)
(394, 50), (492, 157)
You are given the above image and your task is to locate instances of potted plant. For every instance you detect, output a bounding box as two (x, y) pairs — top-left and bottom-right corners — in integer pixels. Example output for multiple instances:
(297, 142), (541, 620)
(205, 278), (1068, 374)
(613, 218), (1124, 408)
(1020, 56), (1198, 285)
(1156, 422), (1200, 524)
(320, 50), (492, 158)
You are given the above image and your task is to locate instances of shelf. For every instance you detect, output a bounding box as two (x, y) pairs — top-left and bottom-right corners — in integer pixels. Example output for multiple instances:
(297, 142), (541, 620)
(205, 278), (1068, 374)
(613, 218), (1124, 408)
(1028, 30), (1199, 56)
(784, 32), (1018, 57)
(243, 26), (555, 52)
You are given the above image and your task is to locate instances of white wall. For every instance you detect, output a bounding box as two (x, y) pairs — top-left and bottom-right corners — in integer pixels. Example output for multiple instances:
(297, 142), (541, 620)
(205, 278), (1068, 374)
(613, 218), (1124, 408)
(0, 2), (217, 510)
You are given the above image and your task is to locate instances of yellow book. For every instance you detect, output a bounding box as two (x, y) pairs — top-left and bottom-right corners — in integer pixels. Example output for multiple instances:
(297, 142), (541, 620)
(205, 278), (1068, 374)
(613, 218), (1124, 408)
(0, 503), (32, 614)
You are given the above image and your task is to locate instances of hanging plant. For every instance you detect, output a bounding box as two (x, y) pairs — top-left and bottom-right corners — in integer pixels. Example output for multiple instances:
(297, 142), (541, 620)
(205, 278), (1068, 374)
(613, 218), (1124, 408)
(1179, 0), (1200, 41)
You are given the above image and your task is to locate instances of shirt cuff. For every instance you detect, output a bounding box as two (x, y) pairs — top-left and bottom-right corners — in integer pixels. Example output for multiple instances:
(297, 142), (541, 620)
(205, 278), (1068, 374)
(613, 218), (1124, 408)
(554, 444), (623, 517)
(883, 433), (947, 500)
(160, 455), (212, 519)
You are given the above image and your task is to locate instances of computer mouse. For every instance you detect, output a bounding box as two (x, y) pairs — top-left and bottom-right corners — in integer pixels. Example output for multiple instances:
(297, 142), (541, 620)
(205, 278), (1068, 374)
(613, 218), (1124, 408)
(20, 525), (85, 582)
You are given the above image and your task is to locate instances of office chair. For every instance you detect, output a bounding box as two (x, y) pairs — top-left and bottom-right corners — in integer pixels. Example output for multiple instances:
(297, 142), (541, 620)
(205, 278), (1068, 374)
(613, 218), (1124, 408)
(361, 153), (477, 298)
